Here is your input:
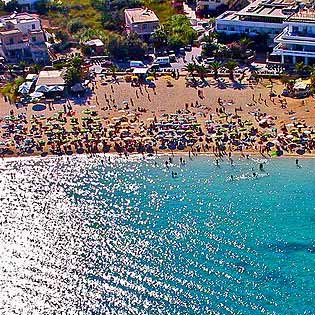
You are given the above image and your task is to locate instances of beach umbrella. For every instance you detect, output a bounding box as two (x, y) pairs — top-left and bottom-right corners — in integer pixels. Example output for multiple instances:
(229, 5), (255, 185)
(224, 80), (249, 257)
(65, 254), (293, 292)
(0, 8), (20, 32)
(147, 117), (154, 122)
(35, 85), (50, 93)
(82, 109), (91, 115)
(50, 85), (64, 92)
(18, 83), (31, 94)
(131, 75), (138, 80)
(147, 76), (154, 81)
(30, 91), (44, 98)
(163, 75), (173, 80)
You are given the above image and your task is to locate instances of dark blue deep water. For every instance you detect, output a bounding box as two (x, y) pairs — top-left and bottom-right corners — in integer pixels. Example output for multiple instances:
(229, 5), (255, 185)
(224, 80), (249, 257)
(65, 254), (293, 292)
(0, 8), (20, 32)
(0, 155), (314, 314)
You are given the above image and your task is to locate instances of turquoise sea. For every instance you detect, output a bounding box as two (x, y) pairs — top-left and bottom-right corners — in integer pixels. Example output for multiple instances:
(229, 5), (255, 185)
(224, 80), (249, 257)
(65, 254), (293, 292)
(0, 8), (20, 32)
(0, 155), (314, 314)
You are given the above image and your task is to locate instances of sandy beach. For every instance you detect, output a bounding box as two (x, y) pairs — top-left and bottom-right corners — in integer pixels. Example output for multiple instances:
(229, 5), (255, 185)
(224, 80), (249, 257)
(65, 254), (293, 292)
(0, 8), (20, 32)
(1, 74), (315, 159)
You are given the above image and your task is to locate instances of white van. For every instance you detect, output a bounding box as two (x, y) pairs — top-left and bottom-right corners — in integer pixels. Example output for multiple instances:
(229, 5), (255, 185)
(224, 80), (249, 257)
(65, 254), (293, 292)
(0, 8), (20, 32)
(154, 56), (170, 66)
(130, 60), (146, 68)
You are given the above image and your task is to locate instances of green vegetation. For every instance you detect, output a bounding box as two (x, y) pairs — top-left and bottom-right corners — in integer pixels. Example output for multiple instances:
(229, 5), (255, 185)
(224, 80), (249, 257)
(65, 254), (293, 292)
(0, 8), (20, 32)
(1, 77), (25, 103)
(152, 15), (197, 50)
(63, 55), (84, 86)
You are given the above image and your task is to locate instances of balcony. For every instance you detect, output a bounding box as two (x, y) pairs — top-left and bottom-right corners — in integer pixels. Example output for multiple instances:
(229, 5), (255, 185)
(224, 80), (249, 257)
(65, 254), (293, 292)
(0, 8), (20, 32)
(275, 27), (315, 45)
(272, 43), (315, 57)
(2, 42), (29, 50)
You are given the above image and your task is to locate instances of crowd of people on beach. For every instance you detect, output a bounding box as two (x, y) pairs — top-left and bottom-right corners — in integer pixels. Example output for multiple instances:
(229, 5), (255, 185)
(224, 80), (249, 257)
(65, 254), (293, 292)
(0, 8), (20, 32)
(1, 73), (315, 160)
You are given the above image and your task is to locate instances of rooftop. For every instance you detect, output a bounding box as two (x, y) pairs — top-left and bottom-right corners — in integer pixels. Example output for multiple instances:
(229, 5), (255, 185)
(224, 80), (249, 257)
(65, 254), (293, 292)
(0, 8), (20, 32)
(0, 29), (21, 36)
(125, 8), (159, 24)
(236, 0), (299, 19)
(288, 9), (315, 22)
(0, 13), (39, 25)
(36, 70), (65, 86)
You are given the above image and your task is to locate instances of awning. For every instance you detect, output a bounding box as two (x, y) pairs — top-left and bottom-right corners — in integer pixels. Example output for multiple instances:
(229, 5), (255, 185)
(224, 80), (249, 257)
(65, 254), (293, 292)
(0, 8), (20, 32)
(35, 85), (50, 93)
(18, 81), (33, 94)
(49, 85), (64, 92)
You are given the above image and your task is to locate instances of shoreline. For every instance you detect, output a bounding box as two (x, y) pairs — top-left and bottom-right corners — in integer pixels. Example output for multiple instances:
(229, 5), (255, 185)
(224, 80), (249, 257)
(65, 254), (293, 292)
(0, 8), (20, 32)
(2, 150), (315, 163)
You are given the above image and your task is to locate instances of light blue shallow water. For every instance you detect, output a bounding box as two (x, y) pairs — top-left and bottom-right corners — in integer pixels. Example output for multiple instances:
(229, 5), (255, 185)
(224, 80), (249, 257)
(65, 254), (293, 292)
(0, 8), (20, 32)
(0, 155), (314, 314)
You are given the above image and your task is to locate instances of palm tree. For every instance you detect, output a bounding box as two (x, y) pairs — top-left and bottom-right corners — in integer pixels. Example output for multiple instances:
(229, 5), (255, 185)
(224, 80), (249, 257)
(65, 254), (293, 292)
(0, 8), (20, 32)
(209, 61), (222, 80)
(18, 61), (27, 76)
(185, 62), (196, 77)
(109, 65), (117, 78)
(7, 64), (13, 76)
(308, 65), (315, 76)
(196, 64), (208, 80)
(225, 59), (238, 81)
(239, 37), (254, 51)
(295, 61), (306, 76)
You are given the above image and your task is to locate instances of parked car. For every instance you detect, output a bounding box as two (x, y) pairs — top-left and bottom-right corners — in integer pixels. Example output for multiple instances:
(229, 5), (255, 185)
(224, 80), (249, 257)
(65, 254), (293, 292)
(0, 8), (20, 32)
(185, 45), (192, 52)
(154, 56), (170, 66)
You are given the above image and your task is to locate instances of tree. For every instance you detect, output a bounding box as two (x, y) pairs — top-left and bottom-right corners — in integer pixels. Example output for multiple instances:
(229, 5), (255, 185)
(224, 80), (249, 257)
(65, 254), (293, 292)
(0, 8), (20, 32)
(185, 62), (196, 77)
(225, 59), (238, 81)
(68, 19), (84, 34)
(295, 61), (306, 76)
(69, 55), (83, 68)
(18, 61), (27, 76)
(63, 55), (84, 86)
(7, 64), (13, 76)
(239, 37), (254, 51)
(196, 65), (208, 80)
(151, 27), (167, 49)
(107, 34), (128, 59)
(64, 66), (82, 86)
(126, 32), (147, 59)
(164, 15), (197, 49)
(209, 61), (222, 80)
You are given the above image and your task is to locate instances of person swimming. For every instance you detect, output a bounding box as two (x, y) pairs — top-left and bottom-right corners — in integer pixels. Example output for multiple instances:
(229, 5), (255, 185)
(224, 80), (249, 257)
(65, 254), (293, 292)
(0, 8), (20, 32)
(259, 163), (264, 171)
(296, 159), (301, 168)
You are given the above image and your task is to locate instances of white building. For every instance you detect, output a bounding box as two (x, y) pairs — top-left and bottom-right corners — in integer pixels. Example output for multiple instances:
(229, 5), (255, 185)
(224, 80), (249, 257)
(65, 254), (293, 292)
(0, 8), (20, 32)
(124, 8), (160, 41)
(0, 13), (41, 34)
(215, 0), (300, 39)
(272, 9), (315, 64)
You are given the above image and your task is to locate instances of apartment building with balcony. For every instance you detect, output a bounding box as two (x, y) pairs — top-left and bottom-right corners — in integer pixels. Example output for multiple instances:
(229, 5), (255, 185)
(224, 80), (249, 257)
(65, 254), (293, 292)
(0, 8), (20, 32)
(215, 0), (301, 40)
(271, 9), (315, 64)
(124, 8), (160, 41)
(0, 13), (49, 64)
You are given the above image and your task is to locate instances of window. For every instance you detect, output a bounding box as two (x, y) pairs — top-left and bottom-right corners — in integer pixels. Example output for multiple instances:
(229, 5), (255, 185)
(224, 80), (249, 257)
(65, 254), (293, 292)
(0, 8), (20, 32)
(32, 36), (36, 42)
(9, 38), (14, 45)
(32, 24), (35, 29)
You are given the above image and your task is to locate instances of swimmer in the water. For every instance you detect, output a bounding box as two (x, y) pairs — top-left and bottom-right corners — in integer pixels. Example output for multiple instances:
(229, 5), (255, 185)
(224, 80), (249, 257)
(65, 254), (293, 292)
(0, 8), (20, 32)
(296, 159), (301, 168)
